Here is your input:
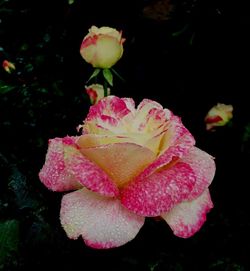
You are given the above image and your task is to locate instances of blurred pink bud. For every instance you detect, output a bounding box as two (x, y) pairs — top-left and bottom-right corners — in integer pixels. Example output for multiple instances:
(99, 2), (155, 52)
(205, 103), (233, 131)
(85, 84), (110, 104)
(2, 60), (16, 74)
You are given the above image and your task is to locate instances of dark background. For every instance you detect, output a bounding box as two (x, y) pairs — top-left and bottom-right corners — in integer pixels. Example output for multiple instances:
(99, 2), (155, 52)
(1, 0), (250, 270)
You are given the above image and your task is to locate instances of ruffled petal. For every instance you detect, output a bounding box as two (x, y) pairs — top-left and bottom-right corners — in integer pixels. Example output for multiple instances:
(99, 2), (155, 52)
(121, 146), (215, 217)
(161, 189), (213, 238)
(60, 188), (145, 249)
(83, 96), (133, 134)
(39, 136), (118, 196)
(121, 161), (196, 216)
(181, 147), (215, 200)
(39, 137), (82, 192)
(132, 99), (171, 135)
(79, 143), (156, 188)
(138, 116), (195, 179)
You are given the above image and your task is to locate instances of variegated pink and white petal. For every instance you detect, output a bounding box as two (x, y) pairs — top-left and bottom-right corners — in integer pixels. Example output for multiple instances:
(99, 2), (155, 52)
(83, 96), (133, 134)
(137, 116), (195, 179)
(121, 161), (196, 217)
(137, 99), (168, 115)
(161, 189), (213, 238)
(39, 137), (82, 192)
(122, 98), (136, 113)
(128, 99), (171, 137)
(79, 143), (156, 188)
(180, 147), (215, 200)
(65, 150), (119, 197)
(60, 188), (145, 249)
(39, 136), (118, 196)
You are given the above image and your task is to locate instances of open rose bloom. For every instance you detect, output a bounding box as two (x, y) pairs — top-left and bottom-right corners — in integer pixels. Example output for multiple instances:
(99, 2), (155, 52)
(80, 26), (125, 69)
(39, 96), (215, 249)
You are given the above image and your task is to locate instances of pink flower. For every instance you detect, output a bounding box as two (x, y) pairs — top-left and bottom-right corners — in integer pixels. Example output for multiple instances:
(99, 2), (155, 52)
(80, 26), (125, 68)
(2, 60), (16, 73)
(205, 103), (233, 131)
(39, 96), (216, 249)
(85, 84), (110, 104)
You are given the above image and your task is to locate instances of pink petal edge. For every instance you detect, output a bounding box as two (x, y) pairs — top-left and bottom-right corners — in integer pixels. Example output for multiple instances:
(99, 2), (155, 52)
(60, 188), (145, 249)
(181, 147), (215, 200)
(161, 189), (213, 238)
(39, 136), (118, 197)
(138, 116), (195, 180)
(121, 161), (196, 216)
(121, 146), (215, 217)
(39, 137), (82, 192)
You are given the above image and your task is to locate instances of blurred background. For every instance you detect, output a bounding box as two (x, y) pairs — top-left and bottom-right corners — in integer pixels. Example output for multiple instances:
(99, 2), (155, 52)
(1, 0), (250, 270)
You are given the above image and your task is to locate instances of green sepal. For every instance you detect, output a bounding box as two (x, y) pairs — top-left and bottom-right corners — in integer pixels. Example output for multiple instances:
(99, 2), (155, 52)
(86, 68), (101, 83)
(103, 68), (113, 86)
(111, 68), (125, 82)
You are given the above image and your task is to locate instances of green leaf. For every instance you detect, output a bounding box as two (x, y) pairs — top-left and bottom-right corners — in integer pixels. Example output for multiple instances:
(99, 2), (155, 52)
(86, 68), (101, 83)
(8, 167), (39, 210)
(172, 24), (189, 37)
(103, 68), (113, 86)
(0, 81), (16, 95)
(0, 220), (19, 266)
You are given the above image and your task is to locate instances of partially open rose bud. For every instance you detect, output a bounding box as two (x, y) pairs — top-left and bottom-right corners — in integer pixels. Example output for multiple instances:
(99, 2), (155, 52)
(85, 84), (110, 104)
(205, 103), (233, 131)
(80, 26), (125, 69)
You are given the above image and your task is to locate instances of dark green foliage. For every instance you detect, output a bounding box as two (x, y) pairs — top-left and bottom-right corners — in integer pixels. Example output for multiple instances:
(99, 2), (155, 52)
(0, 220), (19, 268)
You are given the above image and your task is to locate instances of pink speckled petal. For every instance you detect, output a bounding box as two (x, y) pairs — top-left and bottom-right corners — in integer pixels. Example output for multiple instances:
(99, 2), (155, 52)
(60, 188), (145, 249)
(83, 96), (135, 135)
(181, 147), (216, 200)
(39, 137), (118, 196)
(80, 143), (156, 188)
(39, 137), (82, 192)
(134, 99), (171, 133)
(161, 189), (213, 238)
(65, 151), (119, 197)
(137, 99), (166, 112)
(121, 161), (196, 216)
(122, 98), (136, 113)
(85, 96), (132, 123)
(138, 116), (195, 179)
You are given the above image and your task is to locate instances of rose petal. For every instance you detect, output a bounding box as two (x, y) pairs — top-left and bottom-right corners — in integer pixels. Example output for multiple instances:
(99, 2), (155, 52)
(80, 143), (156, 188)
(77, 134), (133, 148)
(60, 188), (145, 249)
(83, 96), (134, 135)
(138, 116), (195, 179)
(161, 189), (213, 238)
(86, 95), (131, 122)
(77, 133), (161, 154)
(121, 146), (215, 217)
(39, 137), (118, 196)
(133, 99), (171, 134)
(39, 137), (82, 192)
(65, 145), (119, 197)
(181, 147), (215, 200)
(121, 161), (196, 216)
